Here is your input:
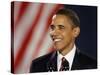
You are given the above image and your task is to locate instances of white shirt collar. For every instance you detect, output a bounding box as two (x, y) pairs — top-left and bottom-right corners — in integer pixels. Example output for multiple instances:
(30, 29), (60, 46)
(57, 44), (76, 71)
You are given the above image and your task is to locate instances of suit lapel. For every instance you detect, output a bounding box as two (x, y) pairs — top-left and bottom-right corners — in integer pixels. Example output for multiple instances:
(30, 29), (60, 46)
(71, 48), (81, 70)
(47, 51), (57, 72)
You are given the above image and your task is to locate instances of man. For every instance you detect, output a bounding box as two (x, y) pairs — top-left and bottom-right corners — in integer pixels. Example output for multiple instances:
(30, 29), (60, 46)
(30, 8), (97, 73)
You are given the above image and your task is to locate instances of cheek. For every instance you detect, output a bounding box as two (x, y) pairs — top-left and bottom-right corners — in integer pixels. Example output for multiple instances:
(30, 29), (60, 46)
(63, 32), (73, 42)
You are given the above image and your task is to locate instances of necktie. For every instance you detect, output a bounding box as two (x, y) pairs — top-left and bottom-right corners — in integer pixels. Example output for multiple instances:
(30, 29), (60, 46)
(59, 57), (69, 71)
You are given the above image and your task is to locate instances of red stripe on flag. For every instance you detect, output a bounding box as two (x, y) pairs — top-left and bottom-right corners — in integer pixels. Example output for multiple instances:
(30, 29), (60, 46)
(31, 4), (63, 59)
(15, 2), (31, 29)
(14, 4), (45, 73)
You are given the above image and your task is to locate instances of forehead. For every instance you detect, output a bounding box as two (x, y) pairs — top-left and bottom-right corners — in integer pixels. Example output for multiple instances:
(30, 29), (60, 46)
(52, 14), (67, 21)
(51, 14), (71, 25)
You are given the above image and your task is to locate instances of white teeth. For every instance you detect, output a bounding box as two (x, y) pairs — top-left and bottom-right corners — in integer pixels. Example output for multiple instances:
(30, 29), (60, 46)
(54, 39), (61, 42)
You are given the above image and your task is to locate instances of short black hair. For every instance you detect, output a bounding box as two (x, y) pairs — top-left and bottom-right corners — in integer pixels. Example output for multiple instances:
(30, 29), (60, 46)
(55, 8), (80, 27)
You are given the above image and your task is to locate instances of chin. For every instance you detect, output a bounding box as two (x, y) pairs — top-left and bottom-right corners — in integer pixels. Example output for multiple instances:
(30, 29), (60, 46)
(54, 45), (63, 51)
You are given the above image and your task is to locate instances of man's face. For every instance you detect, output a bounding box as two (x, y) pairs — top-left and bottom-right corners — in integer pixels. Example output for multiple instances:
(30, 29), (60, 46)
(49, 15), (80, 53)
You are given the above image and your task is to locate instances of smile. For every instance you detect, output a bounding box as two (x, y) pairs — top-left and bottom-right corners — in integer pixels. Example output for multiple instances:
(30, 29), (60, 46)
(53, 38), (62, 42)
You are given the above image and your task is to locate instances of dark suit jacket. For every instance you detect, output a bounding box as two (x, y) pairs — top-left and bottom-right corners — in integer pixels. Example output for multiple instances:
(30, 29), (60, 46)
(30, 49), (97, 73)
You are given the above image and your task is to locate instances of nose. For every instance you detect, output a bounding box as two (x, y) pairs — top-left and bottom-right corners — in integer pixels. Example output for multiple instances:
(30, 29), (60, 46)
(49, 28), (60, 37)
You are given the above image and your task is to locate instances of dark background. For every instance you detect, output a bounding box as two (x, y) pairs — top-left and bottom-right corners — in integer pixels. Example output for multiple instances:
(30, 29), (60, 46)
(64, 4), (97, 60)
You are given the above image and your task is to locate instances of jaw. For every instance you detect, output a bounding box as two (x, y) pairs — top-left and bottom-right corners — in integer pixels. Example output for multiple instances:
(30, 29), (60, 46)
(53, 40), (75, 56)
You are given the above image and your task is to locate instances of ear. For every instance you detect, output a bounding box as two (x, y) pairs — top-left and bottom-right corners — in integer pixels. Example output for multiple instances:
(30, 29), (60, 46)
(73, 27), (80, 38)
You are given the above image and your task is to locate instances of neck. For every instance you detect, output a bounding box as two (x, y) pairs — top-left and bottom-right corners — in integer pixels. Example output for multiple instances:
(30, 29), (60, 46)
(59, 42), (75, 56)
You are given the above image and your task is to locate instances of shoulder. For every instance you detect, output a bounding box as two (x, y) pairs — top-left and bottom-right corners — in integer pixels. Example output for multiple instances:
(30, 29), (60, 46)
(30, 51), (55, 72)
(77, 50), (97, 68)
(31, 51), (54, 64)
(79, 52), (96, 63)
(32, 53), (52, 63)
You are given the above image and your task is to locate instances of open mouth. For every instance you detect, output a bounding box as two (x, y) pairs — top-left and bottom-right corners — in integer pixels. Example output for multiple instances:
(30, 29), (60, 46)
(54, 39), (61, 42)
(52, 38), (62, 42)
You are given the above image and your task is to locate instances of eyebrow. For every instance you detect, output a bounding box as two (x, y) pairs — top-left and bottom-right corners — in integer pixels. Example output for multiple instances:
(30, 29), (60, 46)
(50, 24), (65, 30)
(58, 25), (65, 27)
(50, 24), (65, 26)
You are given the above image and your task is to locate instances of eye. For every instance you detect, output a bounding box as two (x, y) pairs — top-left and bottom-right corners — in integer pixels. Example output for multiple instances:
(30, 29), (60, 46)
(50, 25), (55, 30)
(58, 25), (65, 29)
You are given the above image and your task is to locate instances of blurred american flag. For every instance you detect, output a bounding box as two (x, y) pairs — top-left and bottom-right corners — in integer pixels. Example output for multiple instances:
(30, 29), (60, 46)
(11, 1), (63, 73)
